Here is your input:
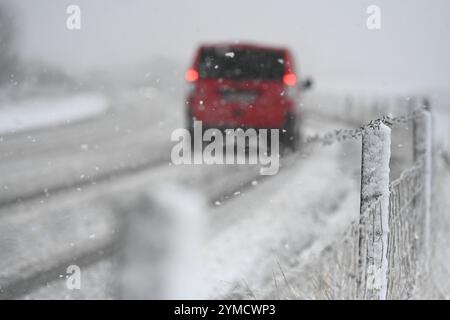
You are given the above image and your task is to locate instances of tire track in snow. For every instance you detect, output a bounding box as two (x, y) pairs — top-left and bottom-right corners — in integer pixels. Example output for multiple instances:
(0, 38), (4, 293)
(0, 155), (168, 210)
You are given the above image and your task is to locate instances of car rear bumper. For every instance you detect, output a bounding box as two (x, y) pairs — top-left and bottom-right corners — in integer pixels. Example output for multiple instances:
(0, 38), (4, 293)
(187, 99), (295, 129)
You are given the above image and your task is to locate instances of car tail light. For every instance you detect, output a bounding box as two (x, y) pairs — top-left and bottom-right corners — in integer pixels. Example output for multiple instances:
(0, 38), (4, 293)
(283, 73), (297, 86)
(185, 69), (199, 82)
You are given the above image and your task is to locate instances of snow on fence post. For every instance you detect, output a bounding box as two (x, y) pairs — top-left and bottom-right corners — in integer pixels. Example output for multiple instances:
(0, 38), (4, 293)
(117, 184), (205, 299)
(413, 101), (432, 261)
(358, 122), (391, 300)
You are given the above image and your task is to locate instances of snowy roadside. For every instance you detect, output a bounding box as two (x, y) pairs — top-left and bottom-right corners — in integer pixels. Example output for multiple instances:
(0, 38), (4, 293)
(0, 93), (109, 135)
(426, 154), (450, 299)
(425, 93), (450, 299)
(199, 140), (360, 299)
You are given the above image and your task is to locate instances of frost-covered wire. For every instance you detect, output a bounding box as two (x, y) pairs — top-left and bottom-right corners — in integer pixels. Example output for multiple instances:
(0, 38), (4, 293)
(302, 105), (429, 147)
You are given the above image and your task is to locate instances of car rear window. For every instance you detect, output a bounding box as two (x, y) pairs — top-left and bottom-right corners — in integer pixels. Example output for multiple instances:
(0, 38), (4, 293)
(198, 48), (285, 81)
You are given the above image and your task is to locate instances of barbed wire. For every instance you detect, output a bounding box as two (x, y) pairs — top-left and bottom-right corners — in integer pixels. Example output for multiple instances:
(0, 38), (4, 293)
(302, 104), (428, 147)
(291, 157), (426, 299)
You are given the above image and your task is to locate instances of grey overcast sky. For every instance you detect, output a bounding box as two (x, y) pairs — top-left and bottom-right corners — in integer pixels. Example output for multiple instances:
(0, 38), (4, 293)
(4, 0), (450, 93)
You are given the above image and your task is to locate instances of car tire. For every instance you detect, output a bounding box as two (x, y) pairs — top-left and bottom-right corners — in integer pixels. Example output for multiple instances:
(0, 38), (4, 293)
(281, 112), (299, 152)
(186, 108), (197, 150)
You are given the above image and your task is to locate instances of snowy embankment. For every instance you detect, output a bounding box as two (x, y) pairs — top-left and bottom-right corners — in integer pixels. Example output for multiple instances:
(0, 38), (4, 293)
(427, 92), (450, 298)
(0, 93), (108, 135)
(200, 141), (360, 299)
(430, 153), (450, 299)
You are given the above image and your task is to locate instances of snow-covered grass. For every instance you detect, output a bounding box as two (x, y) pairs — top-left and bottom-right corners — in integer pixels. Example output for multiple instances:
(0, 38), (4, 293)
(198, 139), (361, 299)
(428, 156), (450, 299)
(287, 92), (450, 300)
(0, 93), (108, 135)
(425, 92), (450, 299)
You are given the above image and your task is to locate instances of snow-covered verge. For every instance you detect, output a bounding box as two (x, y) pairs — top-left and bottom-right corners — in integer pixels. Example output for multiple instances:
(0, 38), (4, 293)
(0, 93), (109, 135)
(278, 94), (450, 300)
(423, 94), (450, 299)
(421, 154), (450, 299)
(200, 142), (361, 299)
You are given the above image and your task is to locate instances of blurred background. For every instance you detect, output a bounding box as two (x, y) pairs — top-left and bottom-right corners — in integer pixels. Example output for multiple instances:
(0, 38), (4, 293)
(3, 0), (450, 94)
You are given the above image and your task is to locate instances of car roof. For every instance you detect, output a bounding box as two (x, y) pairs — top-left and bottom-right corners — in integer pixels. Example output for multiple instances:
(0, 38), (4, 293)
(198, 42), (288, 53)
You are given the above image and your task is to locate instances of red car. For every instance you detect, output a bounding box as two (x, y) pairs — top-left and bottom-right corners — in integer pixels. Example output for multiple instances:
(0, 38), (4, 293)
(184, 42), (311, 151)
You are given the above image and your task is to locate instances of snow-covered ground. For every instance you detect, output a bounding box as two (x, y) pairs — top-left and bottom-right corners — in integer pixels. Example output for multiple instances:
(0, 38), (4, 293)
(200, 140), (361, 299)
(0, 93), (109, 135)
(427, 93), (450, 299)
(0, 86), (448, 300)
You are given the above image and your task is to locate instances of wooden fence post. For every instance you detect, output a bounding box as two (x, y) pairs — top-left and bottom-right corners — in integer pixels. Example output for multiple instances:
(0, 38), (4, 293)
(359, 122), (391, 300)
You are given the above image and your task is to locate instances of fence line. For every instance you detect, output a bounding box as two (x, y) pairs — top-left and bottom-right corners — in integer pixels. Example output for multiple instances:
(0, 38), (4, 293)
(295, 104), (432, 300)
(386, 161), (425, 298)
(301, 104), (428, 147)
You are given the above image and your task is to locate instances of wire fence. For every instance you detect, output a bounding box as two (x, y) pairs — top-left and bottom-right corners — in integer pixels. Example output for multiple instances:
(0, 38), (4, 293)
(302, 105), (427, 147)
(291, 103), (432, 300)
(290, 161), (428, 299)
(386, 161), (425, 299)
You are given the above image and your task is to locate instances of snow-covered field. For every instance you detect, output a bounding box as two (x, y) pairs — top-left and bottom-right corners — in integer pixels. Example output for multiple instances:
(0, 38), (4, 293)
(0, 93), (109, 135)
